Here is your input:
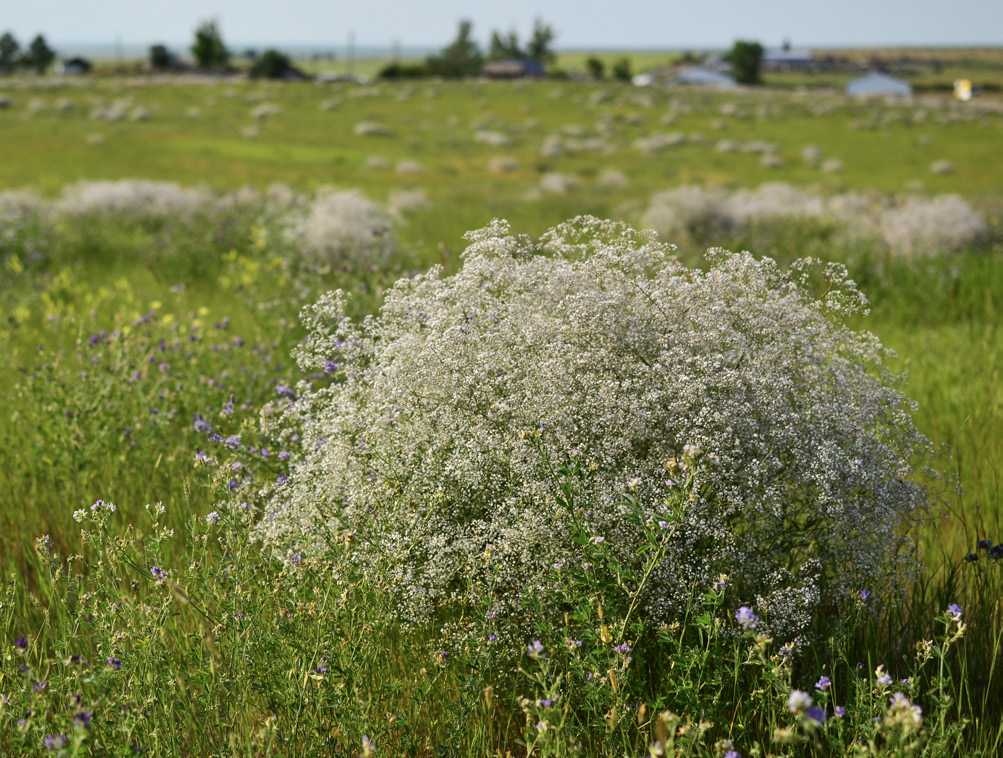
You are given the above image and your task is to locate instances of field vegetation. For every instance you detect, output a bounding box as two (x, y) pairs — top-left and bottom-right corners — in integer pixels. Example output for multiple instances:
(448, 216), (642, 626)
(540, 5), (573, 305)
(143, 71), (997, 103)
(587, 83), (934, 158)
(1, 67), (1002, 756)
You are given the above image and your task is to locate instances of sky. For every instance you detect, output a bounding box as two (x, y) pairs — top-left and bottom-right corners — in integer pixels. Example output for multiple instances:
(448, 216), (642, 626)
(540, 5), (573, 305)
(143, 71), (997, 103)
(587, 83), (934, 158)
(4, 0), (1003, 52)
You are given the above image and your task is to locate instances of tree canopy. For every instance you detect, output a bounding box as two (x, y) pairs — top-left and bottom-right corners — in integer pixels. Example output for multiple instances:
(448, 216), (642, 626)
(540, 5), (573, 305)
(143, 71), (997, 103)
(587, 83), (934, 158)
(24, 34), (55, 74)
(0, 32), (20, 73)
(191, 19), (229, 69)
(728, 39), (764, 85)
(426, 20), (482, 78)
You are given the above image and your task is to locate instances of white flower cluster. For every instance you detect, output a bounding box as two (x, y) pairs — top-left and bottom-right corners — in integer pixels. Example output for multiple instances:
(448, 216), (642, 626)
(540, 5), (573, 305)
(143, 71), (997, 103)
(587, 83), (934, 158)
(257, 218), (934, 636)
(283, 188), (395, 265)
(880, 194), (988, 257)
(53, 180), (212, 220)
(642, 183), (989, 257)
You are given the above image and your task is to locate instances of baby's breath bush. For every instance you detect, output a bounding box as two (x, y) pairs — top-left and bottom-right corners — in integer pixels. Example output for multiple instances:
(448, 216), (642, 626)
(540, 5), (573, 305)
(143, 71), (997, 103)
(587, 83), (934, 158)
(257, 217), (935, 641)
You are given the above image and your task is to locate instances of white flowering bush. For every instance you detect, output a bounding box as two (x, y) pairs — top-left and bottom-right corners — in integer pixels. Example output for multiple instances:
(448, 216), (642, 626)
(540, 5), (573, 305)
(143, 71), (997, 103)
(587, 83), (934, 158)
(53, 180), (211, 220)
(256, 217), (935, 641)
(283, 188), (394, 264)
(643, 183), (990, 257)
(880, 194), (988, 257)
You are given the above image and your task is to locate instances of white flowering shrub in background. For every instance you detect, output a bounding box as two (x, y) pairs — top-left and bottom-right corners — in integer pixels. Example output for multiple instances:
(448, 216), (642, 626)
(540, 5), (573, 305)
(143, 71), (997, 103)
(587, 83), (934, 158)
(53, 180), (211, 220)
(257, 217), (935, 641)
(880, 194), (989, 257)
(283, 188), (395, 265)
(642, 182), (990, 257)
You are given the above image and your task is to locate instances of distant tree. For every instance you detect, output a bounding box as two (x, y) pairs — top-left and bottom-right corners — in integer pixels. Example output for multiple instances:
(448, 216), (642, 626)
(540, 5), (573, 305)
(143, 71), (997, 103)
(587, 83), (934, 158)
(0, 32), (20, 73)
(526, 18), (556, 66)
(426, 20), (482, 78)
(191, 19), (229, 69)
(585, 56), (605, 80)
(728, 39), (763, 84)
(149, 44), (174, 70)
(24, 34), (55, 73)
(250, 49), (293, 79)
(243, 48), (258, 61)
(488, 30), (522, 61)
(378, 61), (429, 80)
(612, 57), (632, 82)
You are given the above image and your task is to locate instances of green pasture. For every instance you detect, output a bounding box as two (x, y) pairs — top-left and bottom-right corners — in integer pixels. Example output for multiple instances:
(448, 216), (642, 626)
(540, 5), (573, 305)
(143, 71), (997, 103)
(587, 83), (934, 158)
(1, 76), (1001, 249)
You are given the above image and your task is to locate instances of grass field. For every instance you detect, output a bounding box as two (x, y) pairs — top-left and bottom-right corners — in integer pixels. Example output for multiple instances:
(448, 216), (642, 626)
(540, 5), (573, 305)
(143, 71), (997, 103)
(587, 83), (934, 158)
(1, 66), (1002, 755)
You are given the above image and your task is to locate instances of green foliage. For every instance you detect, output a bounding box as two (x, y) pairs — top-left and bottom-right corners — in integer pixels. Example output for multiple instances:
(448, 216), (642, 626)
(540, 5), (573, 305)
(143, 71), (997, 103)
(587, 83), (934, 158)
(377, 61), (430, 79)
(0, 31), (19, 72)
(426, 19), (482, 78)
(487, 20), (554, 65)
(527, 19), (557, 66)
(249, 48), (293, 79)
(612, 56), (632, 82)
(191, 18), (228, 70)
(729, 39), (764, 85)
(148, 44), (174, 70)
(489, 29), (523, 61)
(23, 34), (55, 74)
(585, 56), (605, 80)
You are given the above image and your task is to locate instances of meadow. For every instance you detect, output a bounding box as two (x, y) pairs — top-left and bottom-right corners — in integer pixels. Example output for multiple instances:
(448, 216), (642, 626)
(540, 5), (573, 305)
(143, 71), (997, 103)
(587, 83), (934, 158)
(1, 69), (1002, 756)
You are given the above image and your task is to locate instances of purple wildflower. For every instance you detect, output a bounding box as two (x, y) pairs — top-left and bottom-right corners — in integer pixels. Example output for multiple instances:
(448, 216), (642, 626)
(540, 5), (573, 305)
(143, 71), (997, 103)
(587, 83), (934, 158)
(150, 566), (165, 580)
(735, 606), (758, 631)
(815, 676), (832, 692)
(947, 603), (963, 621)
(206, 512), (219, 525)
(834, 705), (846, 717)
(805, 706), (827, 725)
(613, 642), (632, 655)
(15, 637), (28, 650)
(876, 665), (893, 687)
(44, 734), (68, 751)
(33, 681), (48, 692)
(193, 416), (212, 433)
(527, 640), (545, 659)
(724, 752), (741, 758)
(224, 435), (241, 450)
(73, 711), (91, 727)
(324, 360), (338, 374)
(276, 385), (297, 399)
(859, 589), (873, 605)
(107, 657), (122, 670)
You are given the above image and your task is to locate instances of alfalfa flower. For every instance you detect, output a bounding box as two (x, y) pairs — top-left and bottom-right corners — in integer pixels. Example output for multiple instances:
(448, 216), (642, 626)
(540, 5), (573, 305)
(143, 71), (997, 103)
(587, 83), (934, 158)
(736, 606), (758, 631)
(787, 690), (813, 714)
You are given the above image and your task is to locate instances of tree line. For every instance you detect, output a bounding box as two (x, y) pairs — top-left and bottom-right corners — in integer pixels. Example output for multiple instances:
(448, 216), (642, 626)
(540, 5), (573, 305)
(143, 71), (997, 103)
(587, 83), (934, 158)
(2, 19), (765, 84)
(0, 32), (56, 74)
